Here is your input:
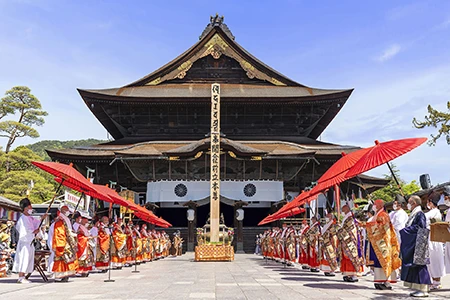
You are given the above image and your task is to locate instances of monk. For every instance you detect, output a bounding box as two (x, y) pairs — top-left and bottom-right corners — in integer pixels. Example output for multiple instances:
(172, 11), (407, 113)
(361, 199), (401, 290)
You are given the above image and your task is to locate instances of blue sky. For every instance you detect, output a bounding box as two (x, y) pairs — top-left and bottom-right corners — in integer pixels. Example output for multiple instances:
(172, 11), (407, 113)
(0, 0), (449, 185)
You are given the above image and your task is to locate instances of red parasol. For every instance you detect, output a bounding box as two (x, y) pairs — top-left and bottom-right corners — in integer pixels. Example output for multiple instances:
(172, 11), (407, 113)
(258, 207), (305, 226)
(55, 177), (112, 204)
(134, 211), (171, 228)
(346, 137), (428, 178)
(92, 184), (172, 227)
(32, 161), (94, 192)
(277, 190), (318, 214)
(317, 148), (372, 183)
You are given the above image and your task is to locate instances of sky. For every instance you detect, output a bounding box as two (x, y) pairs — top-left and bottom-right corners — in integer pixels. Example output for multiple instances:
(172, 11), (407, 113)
(0, 0), (449, 186)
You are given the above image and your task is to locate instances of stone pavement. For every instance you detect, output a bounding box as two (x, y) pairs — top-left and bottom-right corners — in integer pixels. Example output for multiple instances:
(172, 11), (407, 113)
(1, 253), (450, 300)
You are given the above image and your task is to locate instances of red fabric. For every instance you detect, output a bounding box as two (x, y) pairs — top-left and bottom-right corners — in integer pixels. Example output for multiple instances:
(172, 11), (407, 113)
(299, 248), (308, 264)
(258, 207), (305, 225)
(32, 161), (94, 194)
(317, 148), (372, 183)
(346, 137), (427, 178)
(308, 248), (319, 268)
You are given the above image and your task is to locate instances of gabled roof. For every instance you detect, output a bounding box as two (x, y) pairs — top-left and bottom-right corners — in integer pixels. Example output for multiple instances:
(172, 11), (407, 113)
(124, 17), (302, 87)
(46, 138), (360, 162)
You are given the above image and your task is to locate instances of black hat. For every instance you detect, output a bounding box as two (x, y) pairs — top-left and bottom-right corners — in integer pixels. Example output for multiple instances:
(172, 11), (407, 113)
(73, 211), (81, 219)
(443, 186), (450, 197)
(428, 191), (441, 206)
(19, 198), (31, 211)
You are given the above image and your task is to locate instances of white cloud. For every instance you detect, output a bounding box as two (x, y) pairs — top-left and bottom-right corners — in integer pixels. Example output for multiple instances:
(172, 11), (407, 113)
(322, 64), (450, 185)
(375, 44), (401, 62)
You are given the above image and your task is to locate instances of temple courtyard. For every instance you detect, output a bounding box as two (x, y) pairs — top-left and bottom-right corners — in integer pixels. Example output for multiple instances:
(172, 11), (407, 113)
(1, 253), (450, 300)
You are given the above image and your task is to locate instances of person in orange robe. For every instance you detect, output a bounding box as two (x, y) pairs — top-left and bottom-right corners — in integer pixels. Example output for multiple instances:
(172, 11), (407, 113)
(76, 215), (94, 277)
(298, 220), (310, 269)
(52, 205), (78, 282)
(306, 216), (321, 272)
(111, 217), (127, 269)
(140, 224), (150, 262)
(319, 213), (339, 276)
(338, 205), (364, 283)
(95, 216), (111, 271)
(125, 221), (135, 265)
(134, 224), (143, 262)
(360, 199), (401, 290)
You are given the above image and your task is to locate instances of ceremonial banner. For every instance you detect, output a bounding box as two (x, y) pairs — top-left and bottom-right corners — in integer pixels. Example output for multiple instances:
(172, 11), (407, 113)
(210, 83), (220, 242)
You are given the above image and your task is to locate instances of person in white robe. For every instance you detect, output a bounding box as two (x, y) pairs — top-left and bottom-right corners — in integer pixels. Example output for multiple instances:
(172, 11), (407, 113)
(425, 192), (446, 290)
(12, 198), (45, 283)
(389, 197), (408, 245)
(442, 187), (450, 275)
(89, 221), (99, 270)
(46, 216), (56, 274)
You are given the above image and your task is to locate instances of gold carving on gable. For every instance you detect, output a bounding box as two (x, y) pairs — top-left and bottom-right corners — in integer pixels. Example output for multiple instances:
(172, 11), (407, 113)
(239, 60), (256, 79)
(145, 33), (288, 86)
(270, 78), (285, 86)
(146, 77), (162, 85)
(175, 60), (193, 79)
(204, 34), (229, 51)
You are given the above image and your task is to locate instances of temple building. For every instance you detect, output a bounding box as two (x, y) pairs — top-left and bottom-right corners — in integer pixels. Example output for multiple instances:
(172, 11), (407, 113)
(47, 15), (387, 252)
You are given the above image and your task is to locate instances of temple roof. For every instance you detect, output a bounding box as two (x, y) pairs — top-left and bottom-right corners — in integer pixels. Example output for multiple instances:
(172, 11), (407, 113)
(80, 84), (349, 101)
(76, 15), (353, 142)
(46, 138), (360, 162)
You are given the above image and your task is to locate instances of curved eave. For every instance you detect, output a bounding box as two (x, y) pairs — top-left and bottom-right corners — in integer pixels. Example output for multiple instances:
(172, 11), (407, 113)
(78, 88), (352, 141)
(125, 25), (302, 87)
(46, 149), (115, 163)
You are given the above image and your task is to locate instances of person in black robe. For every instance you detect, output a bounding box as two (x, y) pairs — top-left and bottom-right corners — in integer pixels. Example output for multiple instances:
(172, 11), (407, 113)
(400, 195), (431, 298)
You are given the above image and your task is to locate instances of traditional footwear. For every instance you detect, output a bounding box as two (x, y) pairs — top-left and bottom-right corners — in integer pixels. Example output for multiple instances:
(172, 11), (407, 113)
(410, 291), (429, 298)
(430, 283), (442, 291)
(374, 283), (381, 290)
(310, 268), (320, 273)
(343, 276), (349, 282)
(17, 278), (32, 284)
(347, 276), (359, 283)
(302, 266), (310, 270)
(378, 283), (392, 290)
(324, 272), (336, 277)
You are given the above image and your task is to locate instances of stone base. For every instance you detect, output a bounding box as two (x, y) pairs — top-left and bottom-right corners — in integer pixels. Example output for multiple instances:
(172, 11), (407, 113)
(194, 244), (234, 262)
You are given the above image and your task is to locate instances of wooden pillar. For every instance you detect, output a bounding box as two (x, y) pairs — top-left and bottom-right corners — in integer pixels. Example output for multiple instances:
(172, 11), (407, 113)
(210, 83), (221, 243)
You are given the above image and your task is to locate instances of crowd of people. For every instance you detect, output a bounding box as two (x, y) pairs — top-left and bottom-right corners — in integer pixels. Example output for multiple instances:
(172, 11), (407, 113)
(258, 187), (450, 298)
(0, 198), (184, 283)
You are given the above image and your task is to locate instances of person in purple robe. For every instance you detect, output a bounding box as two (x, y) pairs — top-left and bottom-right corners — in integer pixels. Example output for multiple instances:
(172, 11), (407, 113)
(400, 195), (431, 298)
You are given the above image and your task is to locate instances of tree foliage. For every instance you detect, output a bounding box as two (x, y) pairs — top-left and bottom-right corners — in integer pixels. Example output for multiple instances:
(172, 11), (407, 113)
(413, 101), (450, 145)
(370, 163), (420, 202)
(0, 139), (106, 203)
(0, 86), (48, 153)
(26, 139), (106, 161)
(0, 146), (56, 203)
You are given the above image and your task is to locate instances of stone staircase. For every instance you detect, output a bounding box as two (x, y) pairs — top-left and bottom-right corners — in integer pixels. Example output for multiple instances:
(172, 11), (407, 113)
(156, 226), (271, 254)
(242, 227), (270, 254)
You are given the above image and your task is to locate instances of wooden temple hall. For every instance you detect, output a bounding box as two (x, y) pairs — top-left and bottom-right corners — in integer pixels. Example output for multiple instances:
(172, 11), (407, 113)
(47, 15), (387, 252)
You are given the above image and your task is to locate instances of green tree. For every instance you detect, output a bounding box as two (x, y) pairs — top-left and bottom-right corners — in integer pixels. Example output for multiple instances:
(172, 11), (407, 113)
(0, 86), (48, 153)
(413, 101), (450, 145)
(370, 163), (420, 202)
(0, 146), (57, 203)
(26, 138), (106, 161)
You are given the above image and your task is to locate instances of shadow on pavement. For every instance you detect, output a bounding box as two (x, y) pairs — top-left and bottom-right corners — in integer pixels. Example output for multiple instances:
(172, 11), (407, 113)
(282, 277), (344, 283)
(304, 283), (372, 290)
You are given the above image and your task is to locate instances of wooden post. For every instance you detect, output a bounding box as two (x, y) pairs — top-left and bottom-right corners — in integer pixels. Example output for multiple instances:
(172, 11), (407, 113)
(334, 184), (340, 220)
(210, 83), (221, 243)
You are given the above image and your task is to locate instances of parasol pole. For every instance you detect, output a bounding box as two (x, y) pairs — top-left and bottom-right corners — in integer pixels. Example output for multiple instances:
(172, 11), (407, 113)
(32, 179), (65, 245)
(386, 163), (405, 196)
(71, 192), (85, 220)
(334, 185), (341, 220)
